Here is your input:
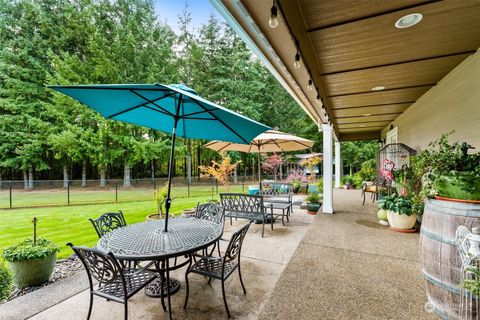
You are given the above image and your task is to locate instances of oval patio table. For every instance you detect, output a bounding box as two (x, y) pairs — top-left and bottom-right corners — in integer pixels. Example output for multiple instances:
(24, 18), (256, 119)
(97, 217), (223, 319)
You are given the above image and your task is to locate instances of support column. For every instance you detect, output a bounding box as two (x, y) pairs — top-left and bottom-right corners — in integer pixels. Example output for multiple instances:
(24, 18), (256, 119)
(335, 141), (341, 188)
(322, 124), (334, 214)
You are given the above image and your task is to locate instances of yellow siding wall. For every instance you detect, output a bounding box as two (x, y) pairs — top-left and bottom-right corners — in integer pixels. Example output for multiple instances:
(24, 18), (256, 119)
(381, 49), (480, 151)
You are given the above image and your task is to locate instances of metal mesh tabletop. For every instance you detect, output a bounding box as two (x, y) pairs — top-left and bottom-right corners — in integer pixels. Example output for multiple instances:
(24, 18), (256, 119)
(97, 218), (223, 260)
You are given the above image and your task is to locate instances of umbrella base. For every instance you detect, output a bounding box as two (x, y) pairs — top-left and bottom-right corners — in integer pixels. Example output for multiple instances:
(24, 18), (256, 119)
(144, 278), (180, 298)
(254, 215), (276, 224)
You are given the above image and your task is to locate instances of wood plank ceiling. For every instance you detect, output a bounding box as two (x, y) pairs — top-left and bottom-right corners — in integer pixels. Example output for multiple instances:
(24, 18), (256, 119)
(282, 0), (480, 140)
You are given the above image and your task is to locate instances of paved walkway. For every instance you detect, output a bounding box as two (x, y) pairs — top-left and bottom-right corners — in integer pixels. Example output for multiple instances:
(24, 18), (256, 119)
(258, 189), (436, 320)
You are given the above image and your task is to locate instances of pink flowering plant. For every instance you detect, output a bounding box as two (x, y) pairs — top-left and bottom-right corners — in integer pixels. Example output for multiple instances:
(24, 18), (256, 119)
(284, 171), (307, 183)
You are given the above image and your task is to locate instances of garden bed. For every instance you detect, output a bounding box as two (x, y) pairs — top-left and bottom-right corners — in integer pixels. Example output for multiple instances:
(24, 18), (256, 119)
(1, 256), (82, 304)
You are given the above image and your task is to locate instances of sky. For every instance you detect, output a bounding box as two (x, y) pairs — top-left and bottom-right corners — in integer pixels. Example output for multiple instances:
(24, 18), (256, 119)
(154, 0), (225, 34)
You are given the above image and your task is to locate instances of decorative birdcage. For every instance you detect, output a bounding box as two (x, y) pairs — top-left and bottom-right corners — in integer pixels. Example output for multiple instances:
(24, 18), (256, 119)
(376, 143), (416, 188)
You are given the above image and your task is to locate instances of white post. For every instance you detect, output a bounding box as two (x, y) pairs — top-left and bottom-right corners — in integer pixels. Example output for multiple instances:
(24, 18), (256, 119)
(335, 141), (341, 188)
(322, 124), (334, 214)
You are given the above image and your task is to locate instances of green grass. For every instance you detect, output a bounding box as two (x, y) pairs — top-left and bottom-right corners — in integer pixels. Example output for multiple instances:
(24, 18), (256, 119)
(0, 184), (248, 209)
(0, 185), (247, 260)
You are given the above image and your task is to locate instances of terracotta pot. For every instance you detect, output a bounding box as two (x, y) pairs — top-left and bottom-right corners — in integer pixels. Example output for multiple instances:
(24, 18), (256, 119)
(306, 203), (321, 215)
(386, 210), (416, 230)
(434, 195), (480, 204)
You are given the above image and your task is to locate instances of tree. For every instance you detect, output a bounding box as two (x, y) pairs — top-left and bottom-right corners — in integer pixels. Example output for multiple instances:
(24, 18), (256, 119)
(262, 154), (284, 181)
(199, 154), (239, 192)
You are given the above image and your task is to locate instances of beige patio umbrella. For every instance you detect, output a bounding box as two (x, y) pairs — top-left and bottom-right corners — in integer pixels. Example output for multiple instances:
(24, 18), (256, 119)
(204, 130), (314, 186)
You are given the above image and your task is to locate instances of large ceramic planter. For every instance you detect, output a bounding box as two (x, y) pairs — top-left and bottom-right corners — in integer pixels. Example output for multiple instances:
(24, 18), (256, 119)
(306, 203), (321, 215)
(386, 210), (416, 230)
(9, 252), (56, 288)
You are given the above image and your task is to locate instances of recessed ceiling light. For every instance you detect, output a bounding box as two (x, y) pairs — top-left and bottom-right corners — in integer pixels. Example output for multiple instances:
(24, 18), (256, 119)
(362, 113), (372, 117)
(371, 86), (386, 91)
(359, 125), (367, 128)
(395, 13), (423, 29)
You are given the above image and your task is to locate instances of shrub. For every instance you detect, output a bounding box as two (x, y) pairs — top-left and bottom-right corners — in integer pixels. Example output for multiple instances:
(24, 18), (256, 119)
(316, 179), (324, 194)
(0, 263), (12, 302)
(341, 175), (354, 186)
(306, 193), (321, 204)
(3, 238), (60, 262)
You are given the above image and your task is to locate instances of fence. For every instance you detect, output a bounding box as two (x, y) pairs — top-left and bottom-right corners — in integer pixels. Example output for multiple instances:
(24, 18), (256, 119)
(0, 176), (266, 209)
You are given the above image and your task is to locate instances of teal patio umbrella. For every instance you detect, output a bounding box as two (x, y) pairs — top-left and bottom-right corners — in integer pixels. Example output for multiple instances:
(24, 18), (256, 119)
(49, 83), (270, 232)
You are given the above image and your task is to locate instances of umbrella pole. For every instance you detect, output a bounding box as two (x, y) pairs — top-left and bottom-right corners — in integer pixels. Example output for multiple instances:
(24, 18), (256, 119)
(258, 145), (262, 190)
(164, 119), (178, 233)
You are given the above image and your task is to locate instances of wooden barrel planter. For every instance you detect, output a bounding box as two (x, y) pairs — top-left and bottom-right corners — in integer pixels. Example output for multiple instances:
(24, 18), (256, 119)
(420, 198), (480, 319)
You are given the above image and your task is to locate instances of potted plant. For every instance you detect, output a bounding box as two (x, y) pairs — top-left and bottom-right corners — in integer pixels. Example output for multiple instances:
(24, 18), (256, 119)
(147, 182), (175, 220)
(306, 193), (322, 215)
(285, 171), (306, 194)
(418, 133), (480, 202)
(0, 262), (12, 302)
(341, 175), (354, 189)
(378, 193), (417, 231)
(2, 218), (59, 288)
(417, 134), (480, 320)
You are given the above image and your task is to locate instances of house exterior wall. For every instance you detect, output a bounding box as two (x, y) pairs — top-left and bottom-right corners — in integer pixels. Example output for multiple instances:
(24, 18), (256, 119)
(381, 48), (480, 151)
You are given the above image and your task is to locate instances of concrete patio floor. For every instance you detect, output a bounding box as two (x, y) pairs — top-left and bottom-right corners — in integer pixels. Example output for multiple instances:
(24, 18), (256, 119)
(22, 197), (314, 320)
(258, 189), (436, 320)
(2, 189), (436, 319)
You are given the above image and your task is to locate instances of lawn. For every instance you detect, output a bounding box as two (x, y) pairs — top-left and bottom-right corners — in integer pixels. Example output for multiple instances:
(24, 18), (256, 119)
(0, 183), (250, 209)
(0, 184), (248, 259)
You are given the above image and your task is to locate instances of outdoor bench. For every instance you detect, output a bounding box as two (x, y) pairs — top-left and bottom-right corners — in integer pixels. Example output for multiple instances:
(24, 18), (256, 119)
(260, 182), (294, 224)
(220, 193), (273, 237)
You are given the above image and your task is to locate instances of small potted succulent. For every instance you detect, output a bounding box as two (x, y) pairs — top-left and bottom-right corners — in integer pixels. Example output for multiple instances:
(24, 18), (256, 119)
(378, 193), (417, 231)
(306, 193), (322, 215)
(2, 218), (59, 288)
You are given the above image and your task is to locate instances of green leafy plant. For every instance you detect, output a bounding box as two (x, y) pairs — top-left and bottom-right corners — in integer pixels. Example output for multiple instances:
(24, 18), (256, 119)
(416, 133), (480, 200)
(353, 159), (377, 188)
(463, 266), (480, 295)
(3, 238), (59, 262)
(306, 193), (321, 204)
(341, 175), (354, 186)
(378, 193), (415, 216)
(0, 262), (12, 302)
(154, 182), (169, 216)
(316, 179), (324, 194)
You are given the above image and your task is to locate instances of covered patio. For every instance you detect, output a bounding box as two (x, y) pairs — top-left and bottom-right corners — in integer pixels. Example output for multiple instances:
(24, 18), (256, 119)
(2, 190), (434, 319)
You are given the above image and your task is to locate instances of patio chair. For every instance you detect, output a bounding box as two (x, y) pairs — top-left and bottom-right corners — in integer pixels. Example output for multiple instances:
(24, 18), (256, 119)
(89, 211), (140, 268)
(67, 243), (157, 320)
(195, 202), (226, 256)
(183, 221), (252, 318)
(89, 211), (126, 238)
